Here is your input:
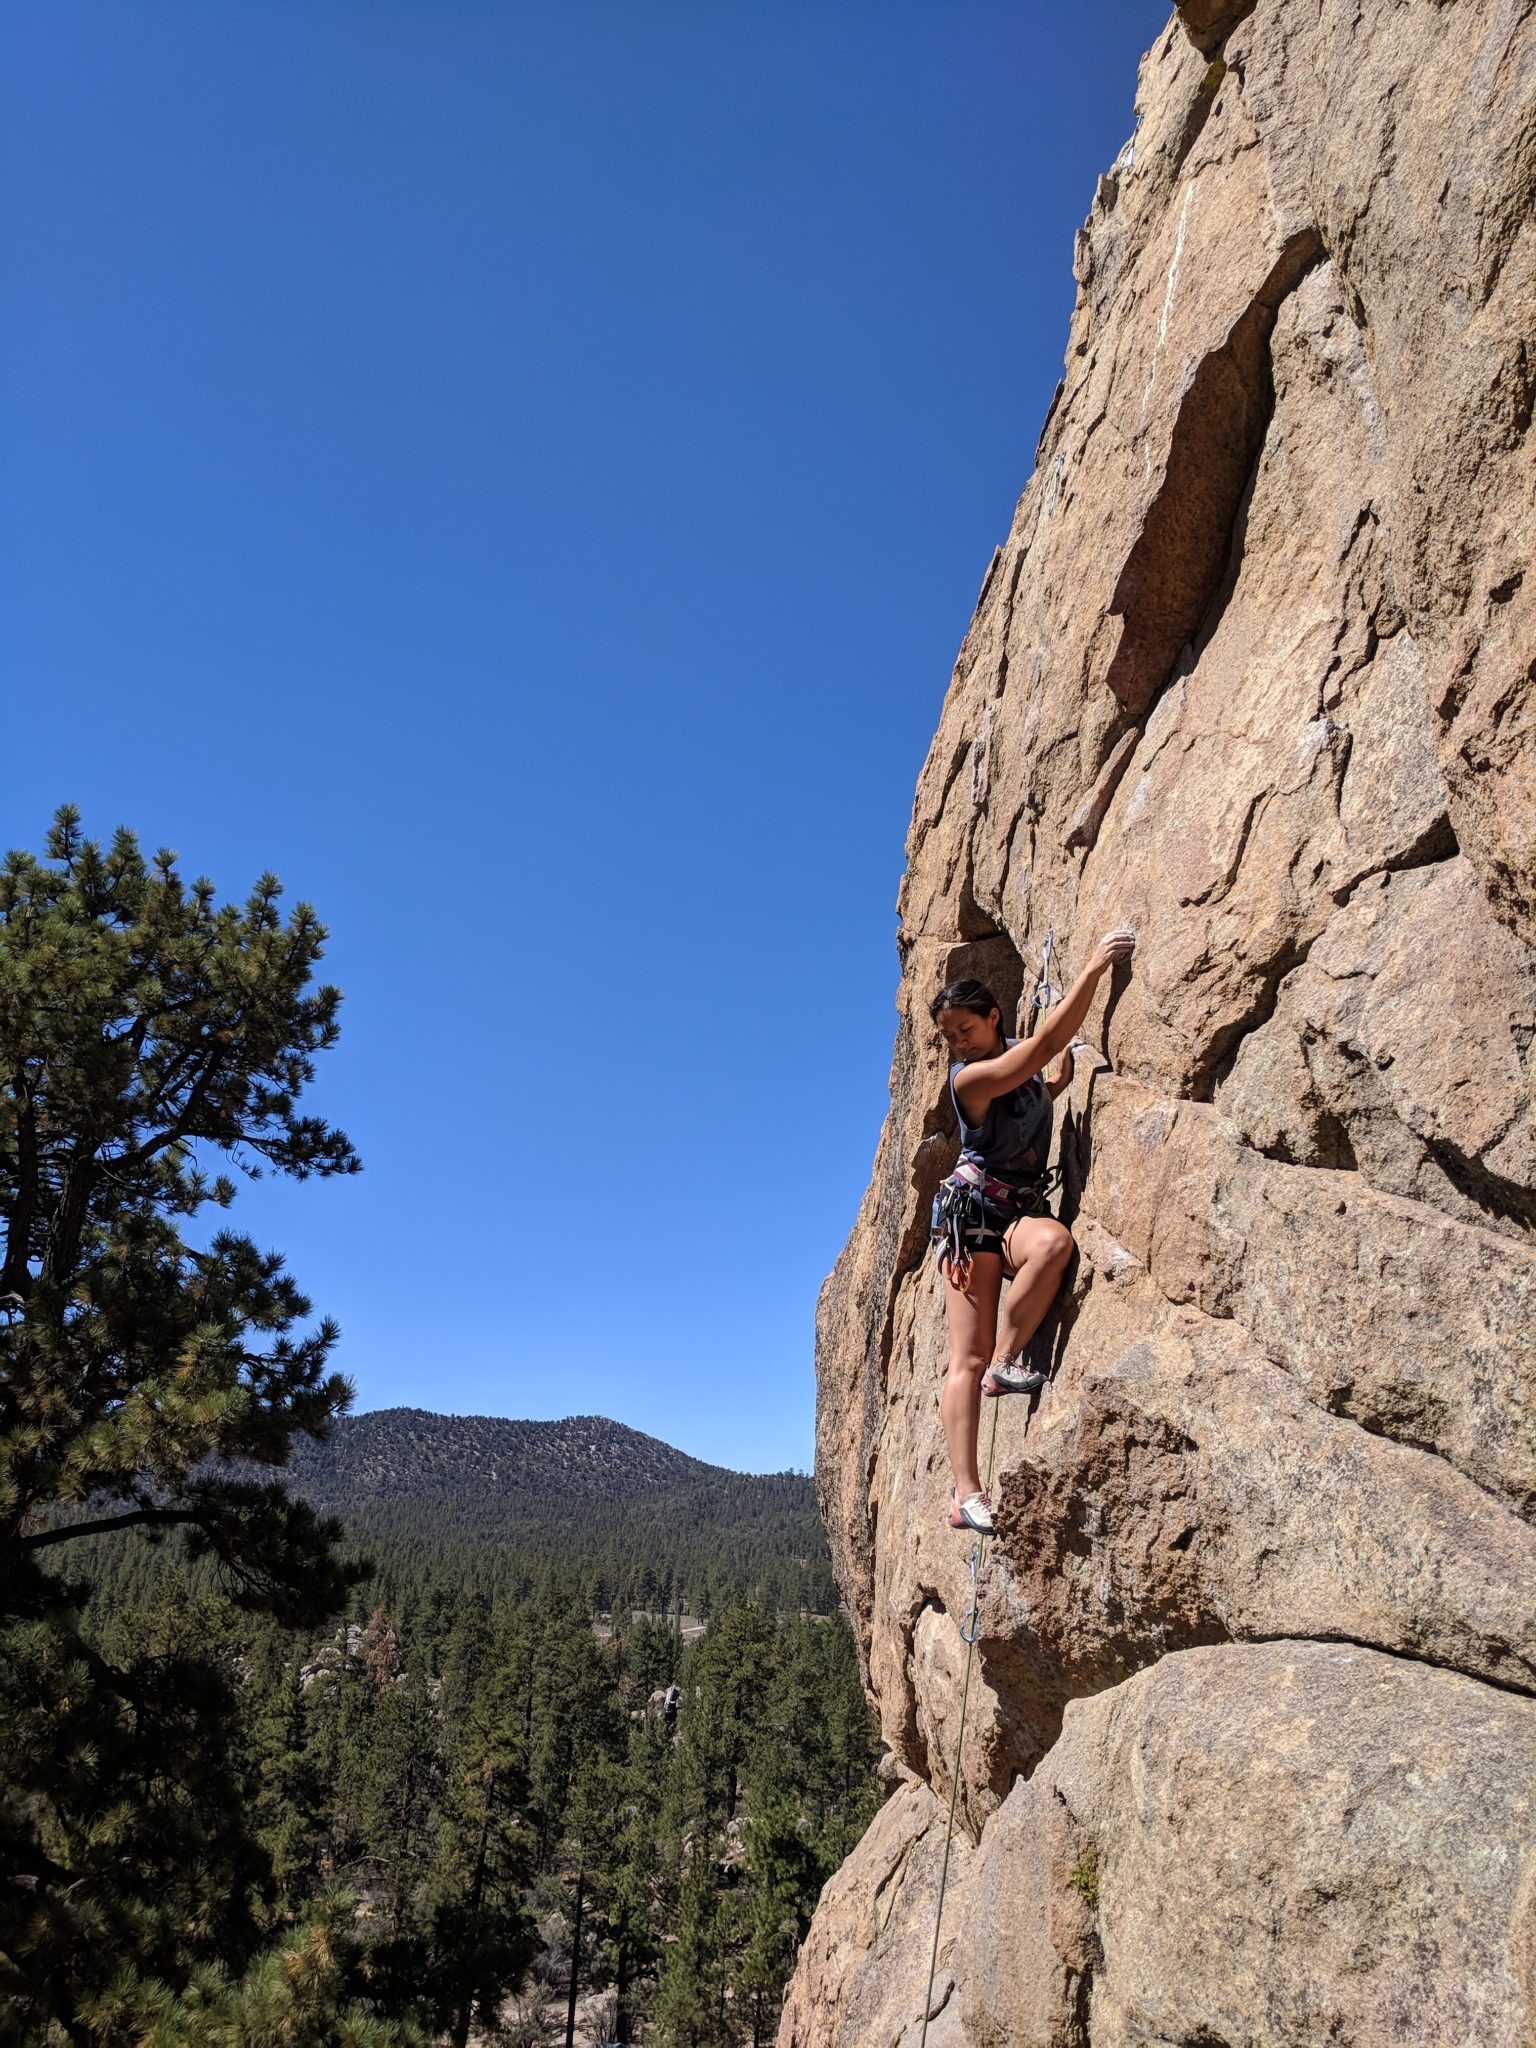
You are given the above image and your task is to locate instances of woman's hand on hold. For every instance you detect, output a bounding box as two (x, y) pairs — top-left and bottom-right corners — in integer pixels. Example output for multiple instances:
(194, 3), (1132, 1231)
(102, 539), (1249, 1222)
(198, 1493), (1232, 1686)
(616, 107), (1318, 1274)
(1087, 926), (1137, 977)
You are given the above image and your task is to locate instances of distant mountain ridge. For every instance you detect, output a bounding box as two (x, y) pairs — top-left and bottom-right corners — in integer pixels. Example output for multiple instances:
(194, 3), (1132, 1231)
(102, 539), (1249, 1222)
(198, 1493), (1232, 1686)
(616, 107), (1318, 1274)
(273, 1411), (830, 1611)
(119, 1410), (834, 1618)
(284, 1407), (741, 1508)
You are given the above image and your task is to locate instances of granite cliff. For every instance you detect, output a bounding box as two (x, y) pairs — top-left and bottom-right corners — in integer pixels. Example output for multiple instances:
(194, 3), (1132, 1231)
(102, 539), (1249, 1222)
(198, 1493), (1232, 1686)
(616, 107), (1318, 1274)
(786, 4), (1536, 2042)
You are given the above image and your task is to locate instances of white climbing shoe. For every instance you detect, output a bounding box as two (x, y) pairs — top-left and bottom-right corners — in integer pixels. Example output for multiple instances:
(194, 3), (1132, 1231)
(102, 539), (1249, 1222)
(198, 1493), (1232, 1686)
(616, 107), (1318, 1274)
(949, 1488), (994, 1536)
(982, 1357), (1046, 1399)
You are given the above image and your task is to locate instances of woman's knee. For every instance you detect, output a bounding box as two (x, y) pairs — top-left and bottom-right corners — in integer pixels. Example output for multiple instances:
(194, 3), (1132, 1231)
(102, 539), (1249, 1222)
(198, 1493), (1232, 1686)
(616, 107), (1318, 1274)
(945, 1345), (988, 1378)
(1040, 1219), (1074, 1266)
(1015, 1212), (1073, 1261)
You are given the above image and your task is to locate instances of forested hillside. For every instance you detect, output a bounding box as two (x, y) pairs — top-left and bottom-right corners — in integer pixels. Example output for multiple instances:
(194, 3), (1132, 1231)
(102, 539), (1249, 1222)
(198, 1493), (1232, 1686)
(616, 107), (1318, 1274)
(77, 1565), (879, 2046)
(48, 1408), (868, 2045)
(281, 1409), (719, 1501)
(99, 1405), (840, 1625)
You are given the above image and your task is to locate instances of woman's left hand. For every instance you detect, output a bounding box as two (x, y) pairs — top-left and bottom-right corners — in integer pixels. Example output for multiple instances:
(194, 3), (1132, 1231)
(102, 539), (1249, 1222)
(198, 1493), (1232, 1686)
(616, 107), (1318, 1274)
(1087, 925), (1137, 976)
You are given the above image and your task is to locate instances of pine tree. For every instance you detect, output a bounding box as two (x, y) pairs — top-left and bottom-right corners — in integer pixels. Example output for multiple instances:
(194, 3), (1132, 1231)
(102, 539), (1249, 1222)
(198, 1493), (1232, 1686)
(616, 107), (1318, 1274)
(795, 1612), (882, 1872)
(652, 1857), (727, 2048)
(525, 1603), (622, 1862)
(599, 1720), (669, 2045)
(419, 1613), (539, 2047)
(78, 1890), (424, 2046)
(0, 809), (368, 2035)
(245, 1624), (333, 1912)
(679, 1603), (777, 1827)
(337, 1662), (441, 1941)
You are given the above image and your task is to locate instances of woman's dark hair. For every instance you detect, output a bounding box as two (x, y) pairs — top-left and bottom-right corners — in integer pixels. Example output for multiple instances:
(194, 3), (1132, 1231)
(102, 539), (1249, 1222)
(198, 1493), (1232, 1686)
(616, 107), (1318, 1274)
(929, 977), (1011, 1032)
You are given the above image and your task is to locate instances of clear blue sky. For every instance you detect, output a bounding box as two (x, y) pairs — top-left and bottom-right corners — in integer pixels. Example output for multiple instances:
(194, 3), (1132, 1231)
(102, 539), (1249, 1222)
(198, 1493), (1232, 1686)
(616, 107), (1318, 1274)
(2, 1), (1161, 1472)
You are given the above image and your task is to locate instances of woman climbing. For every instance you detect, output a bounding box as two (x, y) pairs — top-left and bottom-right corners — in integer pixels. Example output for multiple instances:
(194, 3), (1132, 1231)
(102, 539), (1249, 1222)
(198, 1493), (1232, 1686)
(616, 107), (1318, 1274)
(930, 927), (1136, 1535)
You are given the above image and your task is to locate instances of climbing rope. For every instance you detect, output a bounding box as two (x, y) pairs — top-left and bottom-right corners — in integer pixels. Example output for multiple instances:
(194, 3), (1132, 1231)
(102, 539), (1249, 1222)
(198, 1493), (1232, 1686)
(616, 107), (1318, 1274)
(918, 1396), (1001, 2048)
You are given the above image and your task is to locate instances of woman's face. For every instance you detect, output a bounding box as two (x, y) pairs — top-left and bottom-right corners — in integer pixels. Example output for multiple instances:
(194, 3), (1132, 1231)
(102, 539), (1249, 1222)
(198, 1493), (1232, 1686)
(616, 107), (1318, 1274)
(936, 1004), (1000, 1063)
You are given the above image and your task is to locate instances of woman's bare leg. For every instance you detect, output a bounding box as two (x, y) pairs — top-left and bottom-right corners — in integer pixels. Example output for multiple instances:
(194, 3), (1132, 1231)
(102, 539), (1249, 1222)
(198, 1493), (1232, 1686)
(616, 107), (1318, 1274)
(940, 1253), (1003, 1500)
(994, 1218), (1074, 1365)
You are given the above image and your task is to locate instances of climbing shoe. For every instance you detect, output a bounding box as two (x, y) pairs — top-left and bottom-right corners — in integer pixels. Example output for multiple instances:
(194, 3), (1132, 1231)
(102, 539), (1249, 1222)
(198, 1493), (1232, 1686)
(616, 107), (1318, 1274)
(948, 1488), (994, 1536)
(982, 1357), (1047, 1399)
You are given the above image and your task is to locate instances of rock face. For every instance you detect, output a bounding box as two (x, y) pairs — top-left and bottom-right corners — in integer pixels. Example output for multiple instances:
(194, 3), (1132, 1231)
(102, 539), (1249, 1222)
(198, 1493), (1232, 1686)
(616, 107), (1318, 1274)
(788, 3), (1536, 2042)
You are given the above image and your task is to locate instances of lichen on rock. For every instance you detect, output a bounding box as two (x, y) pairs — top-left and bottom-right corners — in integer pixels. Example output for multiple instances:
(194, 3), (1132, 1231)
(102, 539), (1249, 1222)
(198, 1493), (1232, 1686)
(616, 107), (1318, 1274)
(791, 2), (1536, 2041)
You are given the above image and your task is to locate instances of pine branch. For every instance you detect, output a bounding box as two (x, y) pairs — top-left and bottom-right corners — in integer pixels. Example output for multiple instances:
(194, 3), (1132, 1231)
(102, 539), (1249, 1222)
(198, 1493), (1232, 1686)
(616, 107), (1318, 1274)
(117, 1045), (226, 1169)
(19, 1506), (204, 1552)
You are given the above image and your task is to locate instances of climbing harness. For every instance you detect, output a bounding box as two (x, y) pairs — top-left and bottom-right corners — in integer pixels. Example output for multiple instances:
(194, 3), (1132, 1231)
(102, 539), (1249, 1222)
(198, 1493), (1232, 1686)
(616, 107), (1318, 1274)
(932, 1161), (1058, 1290)
(919, 1396), (1004, 2047)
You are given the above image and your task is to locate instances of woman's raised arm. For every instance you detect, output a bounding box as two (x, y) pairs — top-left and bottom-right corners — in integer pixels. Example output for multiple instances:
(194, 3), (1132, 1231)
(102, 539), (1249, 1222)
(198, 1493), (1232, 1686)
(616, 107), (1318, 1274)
(953, 927), (1135, 1114)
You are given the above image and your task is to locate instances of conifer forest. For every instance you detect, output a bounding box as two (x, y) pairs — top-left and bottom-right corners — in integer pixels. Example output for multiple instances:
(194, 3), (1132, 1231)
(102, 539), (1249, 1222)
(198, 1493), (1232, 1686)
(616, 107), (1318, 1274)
(0, 814), (883, 2046)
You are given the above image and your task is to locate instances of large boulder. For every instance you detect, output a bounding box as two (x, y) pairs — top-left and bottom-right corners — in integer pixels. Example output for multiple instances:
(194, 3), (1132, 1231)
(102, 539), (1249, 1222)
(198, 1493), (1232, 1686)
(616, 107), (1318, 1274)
(960, 1641), (1536, 2048)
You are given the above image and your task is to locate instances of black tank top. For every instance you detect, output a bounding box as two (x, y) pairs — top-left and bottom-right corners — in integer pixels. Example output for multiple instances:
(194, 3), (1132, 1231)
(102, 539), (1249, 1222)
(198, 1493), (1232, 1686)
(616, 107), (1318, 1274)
(949, 1038), (1053, 1183)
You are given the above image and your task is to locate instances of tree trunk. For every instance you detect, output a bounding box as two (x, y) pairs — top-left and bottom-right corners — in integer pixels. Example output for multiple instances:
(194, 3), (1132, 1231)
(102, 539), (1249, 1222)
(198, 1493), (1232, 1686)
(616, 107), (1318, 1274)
(40, 1149), (95, 1288)
(615, 1943), (631, 2044)
(449, 1994), (471, 2048)
(468, 1767), (495, 1912)
(449, 1770), (497, 2048)
(392, 1758), (415, 1936)
(1, 1083), (38, 1298)
(564, 1869), (584, 2048)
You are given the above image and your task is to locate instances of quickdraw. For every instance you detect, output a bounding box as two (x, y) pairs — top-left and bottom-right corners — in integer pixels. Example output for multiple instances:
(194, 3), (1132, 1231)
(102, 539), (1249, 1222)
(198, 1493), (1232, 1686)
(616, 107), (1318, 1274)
(958, 1532), (984, 1646)
(1030, 927), (1061, 1034)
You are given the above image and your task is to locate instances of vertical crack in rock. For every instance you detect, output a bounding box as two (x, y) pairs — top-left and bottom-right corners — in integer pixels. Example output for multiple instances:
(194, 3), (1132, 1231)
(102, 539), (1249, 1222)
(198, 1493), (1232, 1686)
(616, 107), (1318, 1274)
(1104, 229), (1323, 719)
(1167, 53), (1232, 182)
(1195, 919), (1328, 1100)
(1065, 729), (1140, 854)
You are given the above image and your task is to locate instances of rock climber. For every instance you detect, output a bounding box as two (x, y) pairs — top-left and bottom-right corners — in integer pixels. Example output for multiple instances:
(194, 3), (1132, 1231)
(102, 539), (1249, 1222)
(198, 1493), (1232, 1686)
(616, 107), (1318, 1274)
(930, 927), (1136, 1535)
